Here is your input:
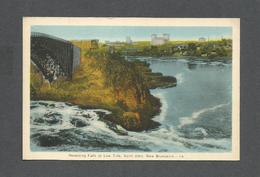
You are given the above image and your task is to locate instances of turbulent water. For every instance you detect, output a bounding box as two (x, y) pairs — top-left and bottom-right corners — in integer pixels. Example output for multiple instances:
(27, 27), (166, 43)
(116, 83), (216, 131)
(30, 57), (232, 152)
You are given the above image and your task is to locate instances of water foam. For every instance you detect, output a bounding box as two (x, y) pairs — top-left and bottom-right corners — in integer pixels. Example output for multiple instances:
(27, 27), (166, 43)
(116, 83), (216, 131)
(175, 72), (184, 84)
(30, 100), (231, 152)
(178, 103), (230, 128)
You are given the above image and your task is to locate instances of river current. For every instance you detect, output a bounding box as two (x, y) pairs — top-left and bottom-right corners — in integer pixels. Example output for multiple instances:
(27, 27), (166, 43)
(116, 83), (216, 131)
(30, 57), (232, 152)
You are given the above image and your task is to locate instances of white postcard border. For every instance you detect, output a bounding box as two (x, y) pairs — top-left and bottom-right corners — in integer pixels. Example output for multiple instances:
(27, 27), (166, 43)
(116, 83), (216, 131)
(23, 17), (240, 161)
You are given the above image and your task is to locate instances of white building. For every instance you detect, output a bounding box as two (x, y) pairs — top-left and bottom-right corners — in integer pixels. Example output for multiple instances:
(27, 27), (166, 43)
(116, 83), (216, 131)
(151, 34), (170, 46)
(126, 36), (132, 44)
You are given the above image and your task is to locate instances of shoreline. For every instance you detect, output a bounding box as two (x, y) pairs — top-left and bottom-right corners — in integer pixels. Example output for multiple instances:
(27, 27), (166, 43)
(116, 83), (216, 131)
(126, 55), (232, 62)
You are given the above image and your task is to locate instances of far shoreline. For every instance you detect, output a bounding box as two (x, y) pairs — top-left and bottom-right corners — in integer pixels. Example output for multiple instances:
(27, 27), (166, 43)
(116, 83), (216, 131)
(125, 55), (232, 62)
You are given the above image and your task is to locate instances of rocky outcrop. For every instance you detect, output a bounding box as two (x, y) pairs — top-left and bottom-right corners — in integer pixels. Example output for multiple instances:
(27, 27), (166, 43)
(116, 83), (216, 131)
(131, 61), (177, 89)
(99, 56), (175, 131)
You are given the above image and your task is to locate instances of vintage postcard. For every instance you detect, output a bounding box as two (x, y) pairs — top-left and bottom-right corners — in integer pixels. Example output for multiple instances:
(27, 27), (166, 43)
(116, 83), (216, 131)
(23, 18), (240, 160)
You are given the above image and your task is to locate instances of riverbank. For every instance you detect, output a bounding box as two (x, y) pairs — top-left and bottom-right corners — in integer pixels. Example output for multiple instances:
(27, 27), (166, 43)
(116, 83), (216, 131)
(30, 53), (177, 131)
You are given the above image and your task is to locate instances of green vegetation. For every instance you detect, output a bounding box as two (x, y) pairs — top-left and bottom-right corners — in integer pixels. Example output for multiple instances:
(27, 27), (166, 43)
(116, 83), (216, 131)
(86, 39), (232, 59)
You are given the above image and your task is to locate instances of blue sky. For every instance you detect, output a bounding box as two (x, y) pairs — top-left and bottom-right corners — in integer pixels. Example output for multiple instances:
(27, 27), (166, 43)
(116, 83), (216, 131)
(31, 26), (232, 41)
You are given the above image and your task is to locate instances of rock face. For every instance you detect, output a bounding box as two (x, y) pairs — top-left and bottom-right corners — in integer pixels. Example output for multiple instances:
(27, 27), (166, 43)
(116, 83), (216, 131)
(100, 55), (173, 131)
(132, 60), (177, 89)
(122, 112), (141, 130)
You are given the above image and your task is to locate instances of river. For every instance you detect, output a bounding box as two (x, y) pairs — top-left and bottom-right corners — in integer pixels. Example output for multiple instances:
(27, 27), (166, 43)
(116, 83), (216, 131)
(30, 57), (232, 152)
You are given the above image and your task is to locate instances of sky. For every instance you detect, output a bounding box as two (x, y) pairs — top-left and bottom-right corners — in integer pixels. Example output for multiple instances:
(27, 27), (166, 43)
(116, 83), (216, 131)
(31, 26), (232, 42)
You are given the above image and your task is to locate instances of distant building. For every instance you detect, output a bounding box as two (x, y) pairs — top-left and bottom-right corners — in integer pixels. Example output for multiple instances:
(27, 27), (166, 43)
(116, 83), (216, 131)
(126, 36), (132, 44)
(151, 34), (170, 46)
(198, 37), (207, 42)
(90, 39), (99, 49)
(163, 33), (170, 41)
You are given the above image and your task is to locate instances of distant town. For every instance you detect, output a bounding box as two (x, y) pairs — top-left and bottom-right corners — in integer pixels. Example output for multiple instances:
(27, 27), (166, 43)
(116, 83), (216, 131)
(72, 33), (232, 59)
